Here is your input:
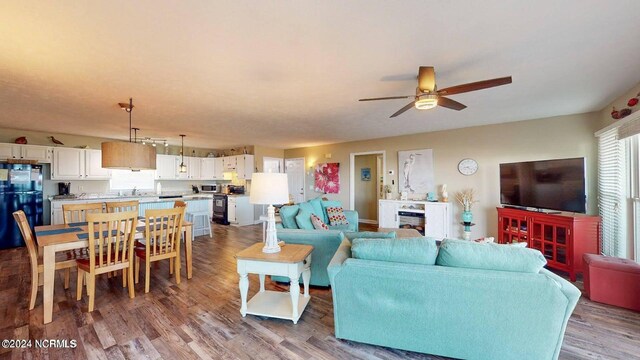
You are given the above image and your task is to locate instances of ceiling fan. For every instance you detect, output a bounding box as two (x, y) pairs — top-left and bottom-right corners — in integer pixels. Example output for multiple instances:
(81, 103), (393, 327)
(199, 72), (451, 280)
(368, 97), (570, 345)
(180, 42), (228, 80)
(359, 66), (512, 118)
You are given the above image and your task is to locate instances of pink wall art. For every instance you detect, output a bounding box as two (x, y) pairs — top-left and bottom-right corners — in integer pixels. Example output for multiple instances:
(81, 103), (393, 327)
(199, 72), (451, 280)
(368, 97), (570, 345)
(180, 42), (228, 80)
(314, 163), (340, 194)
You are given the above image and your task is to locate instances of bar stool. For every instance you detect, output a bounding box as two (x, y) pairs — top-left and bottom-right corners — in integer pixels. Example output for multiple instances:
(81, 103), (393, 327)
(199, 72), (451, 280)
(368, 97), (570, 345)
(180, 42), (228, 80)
(186, 211), (212, 239)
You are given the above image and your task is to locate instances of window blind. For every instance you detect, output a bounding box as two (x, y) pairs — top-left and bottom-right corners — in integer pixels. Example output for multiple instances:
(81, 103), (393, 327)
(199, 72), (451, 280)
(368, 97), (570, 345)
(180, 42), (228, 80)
(597, 128), (626, 256)
(618, 116), (640, 140)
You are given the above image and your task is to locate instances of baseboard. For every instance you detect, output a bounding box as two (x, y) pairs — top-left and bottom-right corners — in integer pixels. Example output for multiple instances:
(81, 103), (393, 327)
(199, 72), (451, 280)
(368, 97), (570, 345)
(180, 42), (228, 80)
(358, 219), (379, 225)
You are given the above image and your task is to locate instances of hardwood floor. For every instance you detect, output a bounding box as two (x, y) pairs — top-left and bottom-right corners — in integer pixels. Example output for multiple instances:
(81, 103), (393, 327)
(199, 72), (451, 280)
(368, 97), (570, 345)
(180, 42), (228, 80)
(0, 223), (638, 359)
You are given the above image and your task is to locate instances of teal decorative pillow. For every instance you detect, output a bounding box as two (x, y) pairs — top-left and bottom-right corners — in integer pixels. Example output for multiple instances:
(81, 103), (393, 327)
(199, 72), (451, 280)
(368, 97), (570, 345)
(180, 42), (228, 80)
(436, 238), (547, 273)
(308, 197), (325, 221)
(326, 206), (349, 226)
(311, 213), (329, 230)
(352, 237), (438, 265)
(278, 205), (300, 229)
(295, 209), (314, 230)
(344, 231), (396, 241)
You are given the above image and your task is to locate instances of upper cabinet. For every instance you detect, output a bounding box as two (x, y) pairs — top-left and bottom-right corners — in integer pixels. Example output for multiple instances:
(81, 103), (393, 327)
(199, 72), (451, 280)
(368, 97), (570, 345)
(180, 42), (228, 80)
(51, 148), (111, 180)
(236, 155), (254, 180)
(214, 157), (224, 179)
(201, 158), (216, 180)
(156, 154), (178, 180)
(223, 156), (237, 171)
(0, 143), (52, 163)
(187, 157), (201, 180)
(84, 149), (111, 179)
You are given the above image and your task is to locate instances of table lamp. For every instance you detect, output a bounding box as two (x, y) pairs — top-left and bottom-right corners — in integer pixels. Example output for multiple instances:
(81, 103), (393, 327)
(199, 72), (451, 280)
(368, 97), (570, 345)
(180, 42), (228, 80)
(250, 172), (289, 253)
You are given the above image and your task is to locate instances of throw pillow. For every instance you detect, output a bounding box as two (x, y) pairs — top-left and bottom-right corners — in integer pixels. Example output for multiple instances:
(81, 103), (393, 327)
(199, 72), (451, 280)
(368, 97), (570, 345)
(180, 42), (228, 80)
(436, 238), (546, 273)
(352, 237), (438, 265)
(308, 197), (325, 221)
(321, 200), (342, 223)
(326, 206), (349, 226)
(294, 209), (314, 230)
(278, 205), (300, 229)
(310, 213), (329, 230)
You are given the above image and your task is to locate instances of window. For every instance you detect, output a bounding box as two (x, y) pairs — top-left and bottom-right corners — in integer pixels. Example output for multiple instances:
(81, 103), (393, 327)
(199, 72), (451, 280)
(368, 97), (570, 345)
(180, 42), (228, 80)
(109, 169), (155, 191)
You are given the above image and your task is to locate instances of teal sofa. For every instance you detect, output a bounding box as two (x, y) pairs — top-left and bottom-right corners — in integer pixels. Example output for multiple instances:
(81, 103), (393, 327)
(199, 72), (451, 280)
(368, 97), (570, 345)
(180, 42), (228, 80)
(328, 238), (581, 360)
(277, 197), (359, 232)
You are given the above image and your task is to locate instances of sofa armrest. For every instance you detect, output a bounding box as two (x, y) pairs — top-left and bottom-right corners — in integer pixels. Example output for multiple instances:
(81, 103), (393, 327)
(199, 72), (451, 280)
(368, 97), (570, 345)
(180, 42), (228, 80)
(328, 239), (351, 287)
(344, 210), (359, 232)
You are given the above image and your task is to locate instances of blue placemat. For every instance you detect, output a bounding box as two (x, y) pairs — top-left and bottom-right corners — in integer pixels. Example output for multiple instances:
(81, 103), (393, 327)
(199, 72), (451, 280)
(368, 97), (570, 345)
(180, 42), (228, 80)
(36, 227), (84, 237)
(67, 221), (88, 227)
(76, 230), (124, 240)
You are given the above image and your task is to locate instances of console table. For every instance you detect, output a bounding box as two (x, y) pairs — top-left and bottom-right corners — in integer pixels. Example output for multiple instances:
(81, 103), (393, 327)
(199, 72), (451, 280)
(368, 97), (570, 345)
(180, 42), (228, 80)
(378, 200), (451, 239)
(497, 207), (601, 281)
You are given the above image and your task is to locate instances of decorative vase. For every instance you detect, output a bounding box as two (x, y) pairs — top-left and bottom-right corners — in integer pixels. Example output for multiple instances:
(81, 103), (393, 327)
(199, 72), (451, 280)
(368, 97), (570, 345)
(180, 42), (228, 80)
(462, 210), (473, 225)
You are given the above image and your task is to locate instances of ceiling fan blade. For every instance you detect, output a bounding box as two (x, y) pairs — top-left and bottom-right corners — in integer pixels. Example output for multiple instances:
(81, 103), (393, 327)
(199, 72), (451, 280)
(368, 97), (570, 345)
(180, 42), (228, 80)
(437, 76), (512, 96)
(359, 96), (412, 101)
(390, 101), (416, 118)
(418, 66), (435, 92)
(437, 96), (467, 111)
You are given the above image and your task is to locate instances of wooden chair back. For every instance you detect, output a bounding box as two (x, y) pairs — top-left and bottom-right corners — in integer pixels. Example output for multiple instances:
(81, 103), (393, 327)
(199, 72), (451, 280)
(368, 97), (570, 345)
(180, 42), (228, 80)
(62, 202), (104, 224)
(173, 200), (187, 208)
(85, 211), (138, 273)
(143, 207), (185, 258)
(106, 200), (139, 214)
(12, 211), (38, 274)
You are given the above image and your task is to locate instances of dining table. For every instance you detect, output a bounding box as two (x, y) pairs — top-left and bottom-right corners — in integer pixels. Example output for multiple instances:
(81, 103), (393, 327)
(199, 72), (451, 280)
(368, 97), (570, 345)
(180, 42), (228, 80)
(34, 218), (193, 324)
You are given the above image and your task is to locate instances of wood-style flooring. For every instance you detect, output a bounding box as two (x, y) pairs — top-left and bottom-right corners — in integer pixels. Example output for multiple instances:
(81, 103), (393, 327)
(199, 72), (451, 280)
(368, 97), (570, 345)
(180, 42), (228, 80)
(0, 223), (638, 359)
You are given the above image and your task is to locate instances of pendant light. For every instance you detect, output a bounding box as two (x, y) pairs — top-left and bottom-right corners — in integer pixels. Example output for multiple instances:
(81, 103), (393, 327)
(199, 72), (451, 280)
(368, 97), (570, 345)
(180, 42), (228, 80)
(179, 134), (187, 173)
(102, 98), (156, 170)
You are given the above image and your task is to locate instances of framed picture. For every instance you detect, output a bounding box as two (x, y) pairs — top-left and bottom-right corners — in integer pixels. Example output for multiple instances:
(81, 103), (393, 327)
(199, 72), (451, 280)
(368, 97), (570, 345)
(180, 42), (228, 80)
(398, 149), (434, 198)
(314, 163), (340, 194)
(361, 168), (371, 181)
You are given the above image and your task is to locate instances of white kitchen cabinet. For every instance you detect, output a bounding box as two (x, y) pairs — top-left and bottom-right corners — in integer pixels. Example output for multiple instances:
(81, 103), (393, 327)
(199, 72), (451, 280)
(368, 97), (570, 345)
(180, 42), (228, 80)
(0, 143), (52, 162)
(188, 157), (201, 180)
(214, 157), (224, 179)
(52, 148), (111, 180)
(228, 195), (254, 226)
(378, 200), (399, 228)
(84, 149), (111, 179)
(52, 148), (85, 180)
(156, 154), (178, 180)
(236, 155), (255, 180)
(223, 156), (237, 171)
(201, 158), (216, 180)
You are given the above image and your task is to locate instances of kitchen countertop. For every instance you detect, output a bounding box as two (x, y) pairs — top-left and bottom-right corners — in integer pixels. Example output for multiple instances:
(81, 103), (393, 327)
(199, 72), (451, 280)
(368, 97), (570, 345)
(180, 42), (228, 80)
(49, 193), (214, 203)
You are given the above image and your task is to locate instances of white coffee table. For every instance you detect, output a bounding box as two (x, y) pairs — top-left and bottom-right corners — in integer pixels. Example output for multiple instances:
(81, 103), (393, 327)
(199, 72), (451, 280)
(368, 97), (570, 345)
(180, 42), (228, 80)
(236, 243), (312, 324)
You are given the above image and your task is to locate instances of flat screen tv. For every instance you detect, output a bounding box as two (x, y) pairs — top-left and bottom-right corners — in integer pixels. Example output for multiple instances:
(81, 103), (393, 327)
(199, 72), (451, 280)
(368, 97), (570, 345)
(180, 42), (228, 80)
(499, 158), (586, 213)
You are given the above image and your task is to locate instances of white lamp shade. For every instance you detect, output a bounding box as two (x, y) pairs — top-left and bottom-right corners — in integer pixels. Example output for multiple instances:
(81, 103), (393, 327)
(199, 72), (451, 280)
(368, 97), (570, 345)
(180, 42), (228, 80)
(250, 172), (289, 205)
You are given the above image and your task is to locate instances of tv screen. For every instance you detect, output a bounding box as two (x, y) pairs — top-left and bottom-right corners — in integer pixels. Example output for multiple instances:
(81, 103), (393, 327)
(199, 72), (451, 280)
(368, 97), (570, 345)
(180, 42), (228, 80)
(500, 158), (586, 213)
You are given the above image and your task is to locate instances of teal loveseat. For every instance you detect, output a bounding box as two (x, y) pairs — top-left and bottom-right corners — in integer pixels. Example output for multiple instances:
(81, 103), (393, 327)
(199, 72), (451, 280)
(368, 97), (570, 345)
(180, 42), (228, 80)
(328, 238), (581, 360)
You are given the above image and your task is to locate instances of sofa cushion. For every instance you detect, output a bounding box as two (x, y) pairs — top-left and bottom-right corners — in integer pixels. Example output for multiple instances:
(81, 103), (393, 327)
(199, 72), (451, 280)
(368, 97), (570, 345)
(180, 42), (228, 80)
(311, 213), (329, 230)
(295, 209), (314, 230)
(308, 197), (325, 221)
(436, 238), (547, 273)
(344, 231), (397, 241)
(279, 205), (300, 229)
(326, 206), (349, 226)
(351, 237), (438, 265)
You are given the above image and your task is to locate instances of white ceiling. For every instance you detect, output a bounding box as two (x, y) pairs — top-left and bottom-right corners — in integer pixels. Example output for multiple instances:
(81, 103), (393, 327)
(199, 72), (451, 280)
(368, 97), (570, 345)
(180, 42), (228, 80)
(1, 1), (639, 149)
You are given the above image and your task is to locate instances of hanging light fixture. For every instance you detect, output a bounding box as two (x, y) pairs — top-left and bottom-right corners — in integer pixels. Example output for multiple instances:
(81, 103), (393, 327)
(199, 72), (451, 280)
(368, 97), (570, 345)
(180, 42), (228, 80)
(102, 98), (156, 170)
(179, 134), (187, 173)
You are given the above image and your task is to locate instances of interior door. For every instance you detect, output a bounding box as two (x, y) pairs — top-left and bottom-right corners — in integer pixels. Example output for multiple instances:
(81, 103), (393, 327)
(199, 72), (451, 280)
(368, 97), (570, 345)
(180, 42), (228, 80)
(285, 158), (305, 204)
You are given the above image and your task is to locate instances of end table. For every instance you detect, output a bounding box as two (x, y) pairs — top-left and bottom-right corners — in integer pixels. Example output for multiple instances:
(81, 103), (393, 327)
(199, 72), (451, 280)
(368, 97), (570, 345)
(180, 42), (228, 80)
(235, 243), (313, 324)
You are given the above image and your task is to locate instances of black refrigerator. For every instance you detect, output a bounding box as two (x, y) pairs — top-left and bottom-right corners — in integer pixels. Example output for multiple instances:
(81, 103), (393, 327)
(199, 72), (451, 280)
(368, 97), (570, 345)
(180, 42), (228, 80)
(0, 163), (43, 249)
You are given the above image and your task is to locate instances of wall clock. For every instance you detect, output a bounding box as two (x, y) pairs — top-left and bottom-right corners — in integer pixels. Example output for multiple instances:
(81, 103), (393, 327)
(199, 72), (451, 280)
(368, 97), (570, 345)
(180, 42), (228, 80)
(458, 158), (478, 175)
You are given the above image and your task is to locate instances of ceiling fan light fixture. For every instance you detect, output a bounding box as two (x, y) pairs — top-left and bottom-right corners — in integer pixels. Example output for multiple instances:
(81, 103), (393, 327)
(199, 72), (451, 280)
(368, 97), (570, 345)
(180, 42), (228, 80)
(415, 95), (438, 110)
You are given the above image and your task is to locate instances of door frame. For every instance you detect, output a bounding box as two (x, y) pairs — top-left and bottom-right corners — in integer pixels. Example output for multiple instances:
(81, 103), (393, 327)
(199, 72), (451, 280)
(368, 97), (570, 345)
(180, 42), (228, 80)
(350, 150), (386, 212)
(285, 157), (306, 203)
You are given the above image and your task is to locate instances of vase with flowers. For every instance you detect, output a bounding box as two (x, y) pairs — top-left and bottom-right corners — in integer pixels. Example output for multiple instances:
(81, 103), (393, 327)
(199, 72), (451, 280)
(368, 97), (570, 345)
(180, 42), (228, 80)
(456, 188), (478, 225)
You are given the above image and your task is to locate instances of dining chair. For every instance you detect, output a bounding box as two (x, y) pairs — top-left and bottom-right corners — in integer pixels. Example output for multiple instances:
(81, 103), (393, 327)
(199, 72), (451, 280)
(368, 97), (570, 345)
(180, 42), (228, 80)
(62, 202), (104, 224)
(76, 210), (138, 312)
(174, 200), (187, 208)
(135, 207), (185, 293)
(105, 200), (139, 214)
(12, 211), (78, 310)
(171, 200), (187, 275)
